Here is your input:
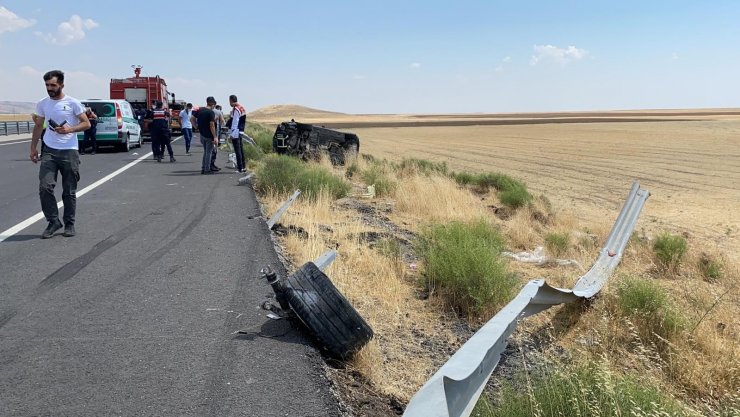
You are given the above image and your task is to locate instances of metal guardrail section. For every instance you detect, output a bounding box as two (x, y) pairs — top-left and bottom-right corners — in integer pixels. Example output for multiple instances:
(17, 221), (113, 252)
(0, 121), (34, 136)
(267, 189), (301, 229)
(403, 182), (650, 417)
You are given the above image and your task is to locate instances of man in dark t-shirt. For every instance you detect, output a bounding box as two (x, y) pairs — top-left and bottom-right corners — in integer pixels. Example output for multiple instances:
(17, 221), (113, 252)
(196, 96), (217, 174)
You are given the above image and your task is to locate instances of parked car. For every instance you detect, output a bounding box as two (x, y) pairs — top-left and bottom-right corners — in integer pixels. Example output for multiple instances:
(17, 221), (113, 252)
(77, 99), (142, 152)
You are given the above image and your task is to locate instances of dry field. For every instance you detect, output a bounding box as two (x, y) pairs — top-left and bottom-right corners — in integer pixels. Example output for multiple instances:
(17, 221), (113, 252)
(253, 108), (740, 259)
(351, 118), (740, 260)
(0, 114), (32, 122)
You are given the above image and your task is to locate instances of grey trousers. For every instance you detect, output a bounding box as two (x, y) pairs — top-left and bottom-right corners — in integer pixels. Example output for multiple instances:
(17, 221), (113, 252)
(39, 146), (80, 225)
(201, 135), (215, 172)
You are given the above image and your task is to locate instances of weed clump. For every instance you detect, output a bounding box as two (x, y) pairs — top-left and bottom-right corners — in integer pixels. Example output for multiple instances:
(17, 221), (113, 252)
(397, 158), (448, 176)
(698, 253), (722, 281)
(452, 171), (532, 208)
(479, 362), (694, 417)
(255, 154), (350, 200)
(361, 163), (397, 197)
(653, 232), (687, 271)
(544, 232), (570, 257)
(416, 218), (516, 316)
(615, 276), (686, 343)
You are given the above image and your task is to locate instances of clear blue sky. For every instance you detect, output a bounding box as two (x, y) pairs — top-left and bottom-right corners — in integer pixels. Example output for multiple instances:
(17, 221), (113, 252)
(1, 1), (739, 113)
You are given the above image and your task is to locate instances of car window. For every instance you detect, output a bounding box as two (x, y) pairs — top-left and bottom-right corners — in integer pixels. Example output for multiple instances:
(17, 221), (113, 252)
(84, 102), (116, 118)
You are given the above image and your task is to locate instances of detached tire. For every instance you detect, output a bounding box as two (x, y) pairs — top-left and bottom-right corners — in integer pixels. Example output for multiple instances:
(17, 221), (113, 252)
(285, 262), (373, 360)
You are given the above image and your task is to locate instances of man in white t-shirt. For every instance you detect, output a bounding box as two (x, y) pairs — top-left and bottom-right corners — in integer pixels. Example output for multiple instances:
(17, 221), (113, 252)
(179, 103), (194, 155)
(30, 70), (90, 239)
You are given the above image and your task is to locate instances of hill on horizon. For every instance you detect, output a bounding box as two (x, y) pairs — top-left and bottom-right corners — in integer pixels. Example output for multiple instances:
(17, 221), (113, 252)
(0, 101), (36, 114)
(247, 104), (347, 121)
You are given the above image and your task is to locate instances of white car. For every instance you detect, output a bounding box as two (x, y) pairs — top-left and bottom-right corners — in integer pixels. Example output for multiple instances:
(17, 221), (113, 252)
(77, 99), (142, 152)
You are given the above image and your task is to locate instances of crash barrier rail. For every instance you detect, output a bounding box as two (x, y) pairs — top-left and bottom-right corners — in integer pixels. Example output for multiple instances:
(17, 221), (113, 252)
(0, 121), (34, 136)
(403, 182), (650, 417)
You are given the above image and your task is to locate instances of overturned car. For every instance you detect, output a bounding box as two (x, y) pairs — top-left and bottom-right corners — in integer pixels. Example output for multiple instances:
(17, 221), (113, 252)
(272, 120), (360, 165)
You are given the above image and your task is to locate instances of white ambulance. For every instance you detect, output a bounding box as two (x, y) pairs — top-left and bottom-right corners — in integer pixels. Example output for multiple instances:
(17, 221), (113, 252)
(77, 99), (142, 152)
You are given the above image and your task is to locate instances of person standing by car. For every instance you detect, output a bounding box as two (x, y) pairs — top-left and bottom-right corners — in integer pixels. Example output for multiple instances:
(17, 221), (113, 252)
(29, 70), (90, 239)
(147, 100), (170, 162)
(228, 95), (247, 173)
(196, 96), (218, 174)
(180, 103), (195, 155)
(81, 106), (97, 155)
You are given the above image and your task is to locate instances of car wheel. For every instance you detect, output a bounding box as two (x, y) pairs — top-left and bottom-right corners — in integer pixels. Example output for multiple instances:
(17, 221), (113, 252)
(123, 132), (130, 152)
(284, 262), (373, 360)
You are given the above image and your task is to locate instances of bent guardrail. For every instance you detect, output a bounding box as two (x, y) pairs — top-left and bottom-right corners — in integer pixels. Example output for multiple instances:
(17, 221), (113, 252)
(403, 181), (650, 417)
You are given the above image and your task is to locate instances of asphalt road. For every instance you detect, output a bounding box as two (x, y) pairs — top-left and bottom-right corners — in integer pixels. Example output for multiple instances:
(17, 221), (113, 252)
(0, 137), (339, 416)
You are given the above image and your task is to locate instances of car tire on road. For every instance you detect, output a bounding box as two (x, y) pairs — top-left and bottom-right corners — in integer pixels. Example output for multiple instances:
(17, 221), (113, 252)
(285, 262), (373, 360)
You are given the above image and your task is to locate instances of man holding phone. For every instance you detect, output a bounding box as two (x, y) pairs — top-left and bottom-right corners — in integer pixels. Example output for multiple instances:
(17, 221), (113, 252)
(30, 70), (90, 239)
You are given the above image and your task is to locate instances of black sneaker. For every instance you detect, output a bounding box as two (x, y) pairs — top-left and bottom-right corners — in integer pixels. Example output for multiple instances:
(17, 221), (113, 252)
(170, 156), (176, 163)
(41, 220), (63, 239)
(210, 166), (221, 172)
(62, 224), (76, 237)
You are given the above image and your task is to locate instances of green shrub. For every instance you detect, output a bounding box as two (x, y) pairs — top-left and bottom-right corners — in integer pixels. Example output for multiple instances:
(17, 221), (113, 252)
(242, 141), (265, 161)
(398, 158), (448, 176)
(345, 162), (360, 179)
(616, 276), (686, 342)
(450, 171), (532, 208)
(653, 232), (687, 270)
(545, 232), (570, 257)
(451, 171), (476, 186)
(246, 123), (274, 154)
(698, 254), (722, 281)
(361, 164), (397, 197)
(255, 154), (350, 200)
(416, 219), (516, 315)
(484, 363), (694, 417)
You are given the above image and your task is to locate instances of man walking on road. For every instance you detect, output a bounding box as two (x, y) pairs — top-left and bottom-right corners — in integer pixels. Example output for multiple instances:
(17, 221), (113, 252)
(29, 70), (90, 239)
(196, 97), (218, 175)
(228, 95), (247, 173)
(180, 103), (194, 155)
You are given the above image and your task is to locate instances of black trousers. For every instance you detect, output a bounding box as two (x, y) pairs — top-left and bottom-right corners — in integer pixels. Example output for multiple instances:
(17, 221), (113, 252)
(39, 146), (80, 226)
(231, 137), (245, 171)
(151, 128), (166, 158)
(159, 131), (173, 157)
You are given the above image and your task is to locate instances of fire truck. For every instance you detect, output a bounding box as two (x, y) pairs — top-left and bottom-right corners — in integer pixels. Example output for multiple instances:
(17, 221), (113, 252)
(109, 66), (179, 137)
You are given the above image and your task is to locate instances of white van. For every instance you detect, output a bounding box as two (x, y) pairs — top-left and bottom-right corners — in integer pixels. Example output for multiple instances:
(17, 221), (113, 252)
(77, 99), (142, 152)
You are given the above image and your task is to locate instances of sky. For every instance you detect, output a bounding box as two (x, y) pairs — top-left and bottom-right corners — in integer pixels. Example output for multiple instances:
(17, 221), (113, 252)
(1, 1), (739, 114)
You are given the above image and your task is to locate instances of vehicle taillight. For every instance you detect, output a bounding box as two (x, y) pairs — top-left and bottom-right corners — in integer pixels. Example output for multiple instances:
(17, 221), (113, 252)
(116, 105), (123, 129)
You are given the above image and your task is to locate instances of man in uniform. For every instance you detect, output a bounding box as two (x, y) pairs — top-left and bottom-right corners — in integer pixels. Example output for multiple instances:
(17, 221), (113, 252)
(147, 100), (171, 162)
(29, 70), (90, 238)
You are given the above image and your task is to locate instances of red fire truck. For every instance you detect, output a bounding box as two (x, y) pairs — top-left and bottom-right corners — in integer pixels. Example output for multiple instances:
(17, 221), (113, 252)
(109, 66), (178, 137)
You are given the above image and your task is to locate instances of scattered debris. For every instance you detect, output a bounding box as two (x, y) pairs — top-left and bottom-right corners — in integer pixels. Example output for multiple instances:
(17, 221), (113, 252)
(502, 246), (585, 271)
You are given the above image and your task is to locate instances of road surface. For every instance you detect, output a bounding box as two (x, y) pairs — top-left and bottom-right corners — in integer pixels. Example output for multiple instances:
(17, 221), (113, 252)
(0, 136), (339, 416)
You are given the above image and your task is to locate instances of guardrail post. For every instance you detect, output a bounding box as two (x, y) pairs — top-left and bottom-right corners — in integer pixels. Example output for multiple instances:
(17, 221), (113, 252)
(313, 250), (337, 271)
(267, 189), (301, 229)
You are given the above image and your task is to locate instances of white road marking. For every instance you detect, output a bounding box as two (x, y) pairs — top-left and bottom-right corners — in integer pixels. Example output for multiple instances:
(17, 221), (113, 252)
(0, 136), (182, 243)
(0, 151), (153, 242)
(0, 140), (31, 146)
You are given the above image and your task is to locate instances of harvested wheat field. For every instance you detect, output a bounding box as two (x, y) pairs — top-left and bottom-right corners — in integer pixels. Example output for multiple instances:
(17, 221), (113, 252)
(253, 108), (740, 258)
(348, 117), (740, 260)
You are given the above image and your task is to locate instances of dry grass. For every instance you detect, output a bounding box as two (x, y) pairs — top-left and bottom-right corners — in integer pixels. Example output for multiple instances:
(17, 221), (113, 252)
(0, 114), (32, 122)
(253, 114), (740, 414)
